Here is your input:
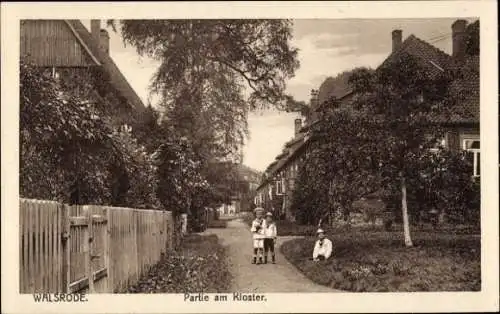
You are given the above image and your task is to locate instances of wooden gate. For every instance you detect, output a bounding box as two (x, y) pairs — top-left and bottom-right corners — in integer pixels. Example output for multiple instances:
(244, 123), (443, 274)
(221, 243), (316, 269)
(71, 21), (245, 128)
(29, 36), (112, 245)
(65, 205), (109, 293)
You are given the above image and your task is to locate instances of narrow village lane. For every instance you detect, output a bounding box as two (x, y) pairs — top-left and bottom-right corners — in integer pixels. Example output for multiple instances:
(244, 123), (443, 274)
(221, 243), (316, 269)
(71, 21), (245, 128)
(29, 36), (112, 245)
(205, 219), (338, 292)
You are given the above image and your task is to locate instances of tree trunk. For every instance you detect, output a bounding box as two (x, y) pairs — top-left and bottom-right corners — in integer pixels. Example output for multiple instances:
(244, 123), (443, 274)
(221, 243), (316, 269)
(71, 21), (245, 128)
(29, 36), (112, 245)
(401, 176), (413, 247)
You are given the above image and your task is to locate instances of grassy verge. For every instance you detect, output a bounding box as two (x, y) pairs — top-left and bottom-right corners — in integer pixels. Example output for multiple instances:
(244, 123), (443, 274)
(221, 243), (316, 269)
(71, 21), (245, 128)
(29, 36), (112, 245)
(281, 231), (480, 292)
(127, 234), (232, 293)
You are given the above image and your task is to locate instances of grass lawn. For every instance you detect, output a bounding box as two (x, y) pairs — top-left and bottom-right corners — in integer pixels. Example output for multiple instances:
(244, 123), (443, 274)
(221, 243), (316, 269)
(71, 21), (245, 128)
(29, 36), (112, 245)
(126, 234), (231, 293)
(281, 231), (480, 292)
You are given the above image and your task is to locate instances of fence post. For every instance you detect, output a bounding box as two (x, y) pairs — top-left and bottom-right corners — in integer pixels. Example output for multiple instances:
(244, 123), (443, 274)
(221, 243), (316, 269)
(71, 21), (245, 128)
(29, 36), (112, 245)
(83, 206), (94, 293)
(61, 204), (71, 293)
(134, 209), (139, 283)
(103, 208), (111, 293)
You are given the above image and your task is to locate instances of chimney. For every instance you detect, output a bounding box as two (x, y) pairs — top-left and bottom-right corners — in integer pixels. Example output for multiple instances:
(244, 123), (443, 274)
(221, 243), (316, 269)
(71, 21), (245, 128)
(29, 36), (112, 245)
(100, 29), (110, 53)
(452, 19), (468, 60)
(309, 89), (319, 122)
(90, 20), (101, 46)
(392, 29), (402, 52)
(310, 89), (319, 108)
(294, 118), (302, 136)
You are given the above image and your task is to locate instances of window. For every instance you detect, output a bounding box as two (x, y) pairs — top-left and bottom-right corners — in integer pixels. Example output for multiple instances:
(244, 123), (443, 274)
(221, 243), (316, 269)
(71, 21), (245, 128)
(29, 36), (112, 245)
(276, 178), (284, 195)
(463, 138), (480, 177)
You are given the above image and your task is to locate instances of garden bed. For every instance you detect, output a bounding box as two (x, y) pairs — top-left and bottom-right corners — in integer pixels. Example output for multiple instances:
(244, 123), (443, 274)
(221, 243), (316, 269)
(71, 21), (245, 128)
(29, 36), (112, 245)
(280, 231), (480, 292)
(126, 234), (231, 293)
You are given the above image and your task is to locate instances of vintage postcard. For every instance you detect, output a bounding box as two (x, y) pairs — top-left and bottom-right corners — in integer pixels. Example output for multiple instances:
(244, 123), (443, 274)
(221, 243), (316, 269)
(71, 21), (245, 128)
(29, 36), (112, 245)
(1, 1), (498, 313)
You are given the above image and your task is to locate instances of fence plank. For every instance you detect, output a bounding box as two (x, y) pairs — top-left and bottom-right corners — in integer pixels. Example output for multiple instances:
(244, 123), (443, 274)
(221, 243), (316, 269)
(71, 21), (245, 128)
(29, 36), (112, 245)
(19, 201), (24, 292)
(56, 202), (61, 292)
(83, 206), (94, 293)
(103, 208), (110, 292)
(43, 204), (50, 291)
(61, 204), (70, 293)
(21, 200), (28, 292)
(47, 205), (53, 292)
(28, 201), (35, 292)
(35, 201), (42, 292)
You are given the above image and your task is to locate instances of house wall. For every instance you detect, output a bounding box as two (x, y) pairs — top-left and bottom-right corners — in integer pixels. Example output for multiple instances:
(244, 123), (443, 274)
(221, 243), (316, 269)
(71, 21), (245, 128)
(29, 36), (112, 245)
(21, 20), (97, 67)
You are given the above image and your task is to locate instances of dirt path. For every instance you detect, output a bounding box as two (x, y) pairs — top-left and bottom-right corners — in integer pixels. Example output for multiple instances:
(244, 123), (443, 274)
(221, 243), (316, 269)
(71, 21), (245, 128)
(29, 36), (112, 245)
(205, 219), (337, 292)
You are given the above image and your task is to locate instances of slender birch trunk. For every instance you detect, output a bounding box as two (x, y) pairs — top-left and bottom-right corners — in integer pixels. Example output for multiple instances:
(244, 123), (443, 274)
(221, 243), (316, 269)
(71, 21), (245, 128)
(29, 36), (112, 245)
(401, 175), (413, 247)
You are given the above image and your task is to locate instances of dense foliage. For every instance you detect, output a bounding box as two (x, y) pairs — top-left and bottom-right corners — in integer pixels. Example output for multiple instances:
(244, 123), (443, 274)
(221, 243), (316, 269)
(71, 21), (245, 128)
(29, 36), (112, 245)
(20, 60), (159, 208)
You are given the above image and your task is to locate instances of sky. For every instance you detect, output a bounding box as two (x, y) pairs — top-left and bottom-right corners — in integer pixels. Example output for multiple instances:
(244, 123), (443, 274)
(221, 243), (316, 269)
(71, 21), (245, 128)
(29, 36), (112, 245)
(82, 18), (470, 172)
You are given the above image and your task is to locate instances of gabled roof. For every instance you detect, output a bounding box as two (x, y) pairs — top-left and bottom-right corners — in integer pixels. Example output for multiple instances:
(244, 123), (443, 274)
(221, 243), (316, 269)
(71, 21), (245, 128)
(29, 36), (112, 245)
(383, 34), (479, 125)
(381, 34), (454, 77)
(66, 20), (146, 114)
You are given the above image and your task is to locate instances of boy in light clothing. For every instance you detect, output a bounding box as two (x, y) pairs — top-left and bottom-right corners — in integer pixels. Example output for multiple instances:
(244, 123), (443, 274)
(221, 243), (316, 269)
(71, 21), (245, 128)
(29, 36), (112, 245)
(250, 207), (266, 264)
(263, 212), (277, 264)
(313, 228), (333, 261)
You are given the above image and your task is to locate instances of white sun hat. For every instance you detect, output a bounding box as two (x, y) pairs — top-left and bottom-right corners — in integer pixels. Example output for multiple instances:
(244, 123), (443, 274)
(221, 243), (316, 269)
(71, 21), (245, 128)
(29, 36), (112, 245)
(254, 207), (265, 214)
(317, 228), (325, 234)
(265, 212), (273, 217)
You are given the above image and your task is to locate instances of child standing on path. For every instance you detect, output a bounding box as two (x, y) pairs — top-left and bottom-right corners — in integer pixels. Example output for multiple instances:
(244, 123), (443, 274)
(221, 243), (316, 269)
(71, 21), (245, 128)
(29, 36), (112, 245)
(250, 207), (266, 264)
(263, 212), (277, 264)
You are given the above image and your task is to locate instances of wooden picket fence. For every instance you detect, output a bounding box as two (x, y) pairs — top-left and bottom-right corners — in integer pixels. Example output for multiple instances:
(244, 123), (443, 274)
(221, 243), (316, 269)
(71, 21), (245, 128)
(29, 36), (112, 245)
(19, 198), (174, 293)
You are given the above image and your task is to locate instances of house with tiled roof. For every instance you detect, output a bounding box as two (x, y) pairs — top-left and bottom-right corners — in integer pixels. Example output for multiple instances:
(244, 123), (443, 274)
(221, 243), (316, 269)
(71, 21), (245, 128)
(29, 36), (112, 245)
(20, 19), (146, 128)
(254, 114), (310, 220)
(257, 19), (480, 222)
(383, 20), (480, 177)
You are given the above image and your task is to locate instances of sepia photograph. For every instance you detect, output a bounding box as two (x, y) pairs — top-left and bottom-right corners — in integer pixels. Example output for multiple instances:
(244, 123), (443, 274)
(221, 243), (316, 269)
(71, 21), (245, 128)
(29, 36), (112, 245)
(2, 1), (498, 313)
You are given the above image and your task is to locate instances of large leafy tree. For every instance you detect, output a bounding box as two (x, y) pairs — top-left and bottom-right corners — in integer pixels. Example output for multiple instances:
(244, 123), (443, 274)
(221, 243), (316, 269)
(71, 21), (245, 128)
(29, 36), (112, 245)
(290, 99), (383, 225)
(347, 54), (457, 246)
(108, 19), (300, 223)
(108, 20), (299, 157)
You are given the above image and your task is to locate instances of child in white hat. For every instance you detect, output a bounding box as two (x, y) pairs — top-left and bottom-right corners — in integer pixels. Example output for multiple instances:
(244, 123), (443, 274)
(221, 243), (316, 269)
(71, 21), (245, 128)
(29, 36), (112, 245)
(313, 228), (333, 261)
(263, 212), (277, 264)
(250, 207), (266, 264)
